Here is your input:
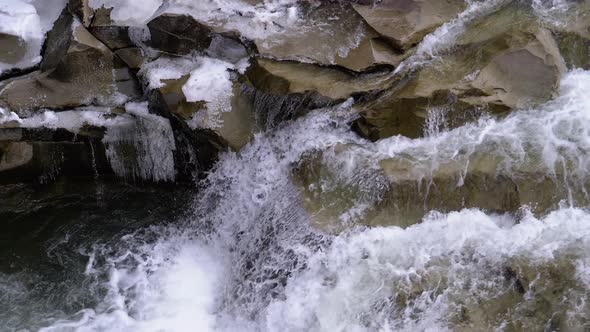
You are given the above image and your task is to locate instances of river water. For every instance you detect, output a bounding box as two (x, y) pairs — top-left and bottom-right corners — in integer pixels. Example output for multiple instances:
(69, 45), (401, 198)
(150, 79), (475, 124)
(2, 0), (590, 331)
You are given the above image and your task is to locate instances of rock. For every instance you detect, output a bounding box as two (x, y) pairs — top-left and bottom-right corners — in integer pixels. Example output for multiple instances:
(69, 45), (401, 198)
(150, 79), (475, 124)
(156, 74), (255, 150)
(352, 0), (466, 50)
(0, 97), (226, 184)
(469, 28), (566, 108)
(0, 35), (28, 65)
(0, 99), (226, 185)
(114, 48), (145, 69)
(145, 91), (227, 181)
(88, 25), (134, 50)
(354, 4), (566, 140)
(147, 14), (214, 56)
(146, 14), (252, 64)
(139, 55), (255, 150)
(554, 31), (590, 70)
(255, 2), (404, 71)
(0, 128), (112, 184)
(0, 12), (141, 115)
(0, 142), (33, 173)
(40, 8), (75, 71)
(335, 37), (406, 72)
(252, 58), (393, 100)
(68, 0), (93, 26)
(0, 0), (67, 75)
(88, 25), (148, 69)
(354, 90), (485, 140)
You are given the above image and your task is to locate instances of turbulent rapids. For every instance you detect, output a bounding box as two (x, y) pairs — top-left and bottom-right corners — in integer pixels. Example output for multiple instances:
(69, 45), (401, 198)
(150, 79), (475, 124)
(1, 0), (590, 331)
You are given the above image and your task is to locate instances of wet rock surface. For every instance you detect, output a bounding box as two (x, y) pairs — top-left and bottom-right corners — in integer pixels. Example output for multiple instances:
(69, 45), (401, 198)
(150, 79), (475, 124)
(353, 0), (467, 50)
(1, 0), (587, 188)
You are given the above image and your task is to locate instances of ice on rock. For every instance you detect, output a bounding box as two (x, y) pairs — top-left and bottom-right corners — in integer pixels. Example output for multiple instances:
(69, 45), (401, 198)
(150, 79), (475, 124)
(0, 0), (66, 74)
(103, 102), (177, 182)
(89, 0), (163, 26)
(17, 107), (132, 132)
(0, 103), (176, 182)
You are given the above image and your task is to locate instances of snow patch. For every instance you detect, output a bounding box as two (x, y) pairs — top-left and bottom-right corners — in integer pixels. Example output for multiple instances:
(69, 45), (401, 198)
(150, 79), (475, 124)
(0, 0), (66, 74)
(0, 107), (22, 125)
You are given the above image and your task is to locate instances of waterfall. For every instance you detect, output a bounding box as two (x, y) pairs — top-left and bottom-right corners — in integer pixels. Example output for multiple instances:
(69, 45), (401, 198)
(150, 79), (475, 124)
(32, 68), (590, 331)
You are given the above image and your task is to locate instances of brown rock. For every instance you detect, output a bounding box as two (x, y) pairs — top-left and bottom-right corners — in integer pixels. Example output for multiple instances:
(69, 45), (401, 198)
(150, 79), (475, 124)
(355, 4), (566, 140)
(256, 2), (403, 71)
(254, 58), (392, 100)
(353, 0), (466, 50)
(0, 20), (140, 115)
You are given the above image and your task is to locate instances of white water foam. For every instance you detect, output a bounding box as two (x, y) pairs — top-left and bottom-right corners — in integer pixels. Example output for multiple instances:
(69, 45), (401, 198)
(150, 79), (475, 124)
(182, 57), (235, 129)
(369, 69), (590, 183)
(266, 207), (590, 331)
(41, 230), (224, 332)
(15, 107), (131, 132)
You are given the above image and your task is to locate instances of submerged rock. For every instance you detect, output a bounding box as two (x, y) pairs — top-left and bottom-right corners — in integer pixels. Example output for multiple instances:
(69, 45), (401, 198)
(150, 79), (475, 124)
(293, 142), (585, 231)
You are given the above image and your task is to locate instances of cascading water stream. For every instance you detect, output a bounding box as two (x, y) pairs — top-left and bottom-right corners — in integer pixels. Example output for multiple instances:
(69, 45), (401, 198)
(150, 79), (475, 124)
(24, 67), (590, 331)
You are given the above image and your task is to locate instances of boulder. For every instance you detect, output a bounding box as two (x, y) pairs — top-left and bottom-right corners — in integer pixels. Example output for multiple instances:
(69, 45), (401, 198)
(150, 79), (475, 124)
(87, 25), (149, 69)
(138, 55), (255, 150)
(67, 0), (93, 26)
(0, 0), (67, 75)
(252, 58), (393, 100)
(147, 14), (214, 56)
(0, 127), (112, 184)
(146, 14), (252, 64)
(0, 11), (141, 115)
(0, 97), (227, 184)
(468, 28), (566, 108)
(243, 61), (336, 128)
(352, 0), (466, 50)
(354, 3), (566, 140)
(555, 31), (590, 70)
(144, 91), (227, 181)
(255, 2), (404, 71)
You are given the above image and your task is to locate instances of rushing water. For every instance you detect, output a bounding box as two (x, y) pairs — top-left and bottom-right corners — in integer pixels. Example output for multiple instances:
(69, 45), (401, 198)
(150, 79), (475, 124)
(3, 0), (590, 331)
